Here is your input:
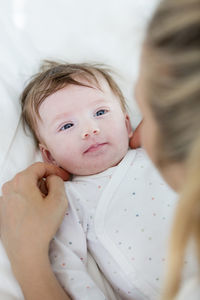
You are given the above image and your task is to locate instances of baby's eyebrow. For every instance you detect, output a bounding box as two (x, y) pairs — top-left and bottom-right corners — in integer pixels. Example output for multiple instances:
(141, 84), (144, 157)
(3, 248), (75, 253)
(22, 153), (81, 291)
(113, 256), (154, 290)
(92, 98), (111, 106)
(51, 98), (110, 125)
(52, 112), (71, 124)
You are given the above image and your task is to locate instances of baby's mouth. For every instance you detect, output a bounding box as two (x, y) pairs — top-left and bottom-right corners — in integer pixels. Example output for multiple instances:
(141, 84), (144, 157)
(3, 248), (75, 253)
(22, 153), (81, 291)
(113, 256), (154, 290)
(83, 143), (107, 154)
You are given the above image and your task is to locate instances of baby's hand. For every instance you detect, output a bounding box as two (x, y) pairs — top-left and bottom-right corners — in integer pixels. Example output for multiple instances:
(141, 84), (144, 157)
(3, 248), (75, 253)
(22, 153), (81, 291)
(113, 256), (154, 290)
(129, 120), (143, 149)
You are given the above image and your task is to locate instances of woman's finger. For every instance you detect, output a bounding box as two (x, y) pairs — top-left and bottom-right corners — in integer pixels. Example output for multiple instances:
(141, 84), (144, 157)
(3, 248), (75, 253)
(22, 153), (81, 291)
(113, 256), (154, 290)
(26, 162), (70, 182)
(46, 175), (68, 208)
(129, 121), (143, 149)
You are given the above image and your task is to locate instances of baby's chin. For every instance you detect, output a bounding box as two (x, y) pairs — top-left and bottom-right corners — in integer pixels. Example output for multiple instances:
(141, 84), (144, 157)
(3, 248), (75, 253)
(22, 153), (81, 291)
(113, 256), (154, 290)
(71, 155), (126, 176)
(57, 161), (117, 177)
(73, 165), (113, 176)
(60, 146), (129, 176)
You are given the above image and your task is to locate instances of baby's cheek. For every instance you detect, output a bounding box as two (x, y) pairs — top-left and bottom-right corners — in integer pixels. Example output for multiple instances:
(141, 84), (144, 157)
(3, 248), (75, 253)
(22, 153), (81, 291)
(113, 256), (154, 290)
(60, 154), (80, 173)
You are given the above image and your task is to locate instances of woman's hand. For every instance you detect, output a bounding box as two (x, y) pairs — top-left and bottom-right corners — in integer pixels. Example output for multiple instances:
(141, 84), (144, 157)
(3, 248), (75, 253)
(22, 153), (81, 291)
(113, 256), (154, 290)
(129, 120), (143, 149)
(0, 162), (71, 300)
(0, 162), (68, 269)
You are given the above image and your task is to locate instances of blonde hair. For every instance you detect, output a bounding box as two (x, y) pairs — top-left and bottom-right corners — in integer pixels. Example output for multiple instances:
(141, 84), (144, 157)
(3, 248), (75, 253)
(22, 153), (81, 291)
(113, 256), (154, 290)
(144, 0), (200, 298)
(21, 61), (127, 144)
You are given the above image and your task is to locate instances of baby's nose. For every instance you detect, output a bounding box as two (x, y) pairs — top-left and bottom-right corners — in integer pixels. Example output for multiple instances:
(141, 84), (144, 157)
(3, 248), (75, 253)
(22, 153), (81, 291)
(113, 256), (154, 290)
(82, 128), (100, 139)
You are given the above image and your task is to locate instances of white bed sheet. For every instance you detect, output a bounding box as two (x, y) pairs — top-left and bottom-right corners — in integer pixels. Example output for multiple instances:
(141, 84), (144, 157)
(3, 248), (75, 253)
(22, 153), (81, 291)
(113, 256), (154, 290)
(0, 0), (160, 299)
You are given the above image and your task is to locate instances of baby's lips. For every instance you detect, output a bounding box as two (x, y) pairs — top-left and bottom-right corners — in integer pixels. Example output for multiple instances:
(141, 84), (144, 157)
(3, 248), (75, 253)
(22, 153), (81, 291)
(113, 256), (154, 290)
(84, 142), (107, 153)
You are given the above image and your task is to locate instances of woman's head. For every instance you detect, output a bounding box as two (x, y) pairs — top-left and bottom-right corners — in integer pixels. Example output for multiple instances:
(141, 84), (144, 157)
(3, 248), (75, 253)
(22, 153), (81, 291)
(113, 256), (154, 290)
(136, 0), (200, 298)
(137, 0), (200, 181)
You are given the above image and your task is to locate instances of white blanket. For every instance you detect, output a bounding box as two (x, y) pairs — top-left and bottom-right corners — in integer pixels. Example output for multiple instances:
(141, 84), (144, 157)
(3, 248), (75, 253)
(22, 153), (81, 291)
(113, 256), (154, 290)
(0, 0), (160, 299)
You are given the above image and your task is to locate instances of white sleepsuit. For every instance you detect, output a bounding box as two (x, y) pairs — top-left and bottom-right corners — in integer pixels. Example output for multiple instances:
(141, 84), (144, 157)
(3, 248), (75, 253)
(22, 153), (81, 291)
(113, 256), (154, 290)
(49, 149), (177, 299)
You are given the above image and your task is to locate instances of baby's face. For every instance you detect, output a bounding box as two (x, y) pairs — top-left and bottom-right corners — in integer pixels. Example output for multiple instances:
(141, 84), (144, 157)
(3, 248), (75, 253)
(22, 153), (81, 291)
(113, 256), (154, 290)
(37, 78), (132, 175)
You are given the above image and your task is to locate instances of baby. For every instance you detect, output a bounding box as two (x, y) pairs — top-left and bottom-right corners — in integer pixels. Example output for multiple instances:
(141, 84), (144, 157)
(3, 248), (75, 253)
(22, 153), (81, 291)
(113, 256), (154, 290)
(21, 61), (177, 300)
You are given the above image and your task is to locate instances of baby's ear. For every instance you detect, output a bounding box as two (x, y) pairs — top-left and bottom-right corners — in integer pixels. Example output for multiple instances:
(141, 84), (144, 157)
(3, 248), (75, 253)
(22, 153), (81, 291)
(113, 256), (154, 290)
(125, 114), (133, 138)
(39, 143), (57, 165)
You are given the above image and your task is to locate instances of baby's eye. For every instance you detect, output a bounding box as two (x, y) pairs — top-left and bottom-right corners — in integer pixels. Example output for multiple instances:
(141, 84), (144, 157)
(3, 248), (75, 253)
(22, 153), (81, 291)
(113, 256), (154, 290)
(95, 109), (108, 117)
(60, 123), (74, 131)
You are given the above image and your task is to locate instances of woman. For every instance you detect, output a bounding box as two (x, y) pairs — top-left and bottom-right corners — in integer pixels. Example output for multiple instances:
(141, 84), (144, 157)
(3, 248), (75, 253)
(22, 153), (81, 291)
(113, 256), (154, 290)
(1, 0), (200, 299)
(137, 0), (200, 298)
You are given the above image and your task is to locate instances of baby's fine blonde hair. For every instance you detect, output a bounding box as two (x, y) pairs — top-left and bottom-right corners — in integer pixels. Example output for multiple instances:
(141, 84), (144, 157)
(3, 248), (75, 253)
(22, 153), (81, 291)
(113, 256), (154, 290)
(21, 61), (127, 144)
(145, 0), (200, 298)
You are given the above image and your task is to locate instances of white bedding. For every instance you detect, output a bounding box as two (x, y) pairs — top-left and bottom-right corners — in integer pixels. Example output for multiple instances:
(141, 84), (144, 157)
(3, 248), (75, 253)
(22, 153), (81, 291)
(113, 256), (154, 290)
(0, 0), (160, 299)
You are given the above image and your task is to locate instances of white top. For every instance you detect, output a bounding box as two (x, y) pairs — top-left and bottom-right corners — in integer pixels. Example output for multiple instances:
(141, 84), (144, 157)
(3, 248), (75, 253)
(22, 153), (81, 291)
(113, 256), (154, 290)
(50, 149), (180, 299)
(0, 149), (197, 300)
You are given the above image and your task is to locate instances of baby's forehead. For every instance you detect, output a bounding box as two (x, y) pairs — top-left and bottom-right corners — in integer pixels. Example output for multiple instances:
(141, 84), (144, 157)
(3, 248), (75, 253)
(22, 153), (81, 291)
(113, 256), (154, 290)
(37, 72), (119, 121)
(75, 72), (113, 95)
(39, 76), (114, 109)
